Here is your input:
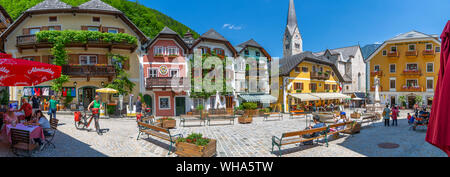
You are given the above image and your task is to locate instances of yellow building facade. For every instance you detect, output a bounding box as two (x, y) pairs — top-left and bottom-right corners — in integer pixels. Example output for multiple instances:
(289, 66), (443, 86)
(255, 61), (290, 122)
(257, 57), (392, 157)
(275, 52), (348, 112)
(366, 31), (441, 108)
(0, 0), (148, 109)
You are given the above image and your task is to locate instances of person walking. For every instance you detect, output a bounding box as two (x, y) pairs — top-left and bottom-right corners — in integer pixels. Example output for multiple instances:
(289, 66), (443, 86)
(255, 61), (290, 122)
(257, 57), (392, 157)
(391, 106), (399, 126)
(383, 105), (391, 127)
(135, 96), (143, 116)
(88, 95), (103, 135)
(48, 96), (58, 121)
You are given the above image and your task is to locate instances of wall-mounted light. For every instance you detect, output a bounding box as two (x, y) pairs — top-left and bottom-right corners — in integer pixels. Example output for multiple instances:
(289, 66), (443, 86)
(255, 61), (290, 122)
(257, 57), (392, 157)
(73, 82), (77, 87)
(101, 82), (105, 87)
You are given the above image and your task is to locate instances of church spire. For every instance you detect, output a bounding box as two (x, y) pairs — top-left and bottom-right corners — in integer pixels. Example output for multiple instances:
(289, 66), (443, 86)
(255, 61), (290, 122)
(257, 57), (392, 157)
(287, 0), (298, 35)
(283, 0), (303, 58)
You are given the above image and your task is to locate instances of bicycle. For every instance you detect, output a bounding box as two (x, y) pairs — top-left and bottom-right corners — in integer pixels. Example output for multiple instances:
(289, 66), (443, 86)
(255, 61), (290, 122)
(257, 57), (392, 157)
(74, 108), (102, 135)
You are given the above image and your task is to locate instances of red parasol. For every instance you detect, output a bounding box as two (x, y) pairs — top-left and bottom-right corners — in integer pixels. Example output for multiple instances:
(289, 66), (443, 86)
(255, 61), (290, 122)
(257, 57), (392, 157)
(0, 53), (62, 86)
(426, 20), (450, 156)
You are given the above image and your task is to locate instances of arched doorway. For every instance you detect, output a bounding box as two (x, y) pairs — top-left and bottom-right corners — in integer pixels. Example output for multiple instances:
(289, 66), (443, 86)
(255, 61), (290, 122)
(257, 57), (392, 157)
(143, 94), (152, 114)
(78, 86), (99, 108)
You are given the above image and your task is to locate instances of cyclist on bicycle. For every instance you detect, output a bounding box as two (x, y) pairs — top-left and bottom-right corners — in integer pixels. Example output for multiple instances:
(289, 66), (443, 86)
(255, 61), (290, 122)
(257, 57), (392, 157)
(87, 95), (103, 135)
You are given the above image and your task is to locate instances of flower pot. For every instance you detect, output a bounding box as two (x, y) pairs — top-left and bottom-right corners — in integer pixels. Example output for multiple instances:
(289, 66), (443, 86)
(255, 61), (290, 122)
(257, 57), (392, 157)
(350, 113), (361, 118)
(175, 139), (217, 157)
(238, 115), (253, 124)
(157, 119), (176, 129)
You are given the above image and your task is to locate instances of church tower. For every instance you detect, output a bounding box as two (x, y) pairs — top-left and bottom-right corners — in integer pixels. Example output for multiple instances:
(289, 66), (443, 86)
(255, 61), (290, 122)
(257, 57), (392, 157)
(283, 0), (303, 57)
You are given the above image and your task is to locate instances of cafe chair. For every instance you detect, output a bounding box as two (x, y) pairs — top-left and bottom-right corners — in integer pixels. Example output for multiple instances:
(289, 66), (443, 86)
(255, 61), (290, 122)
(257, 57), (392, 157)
(10, 128), (37, 157)
(45, 118), (59, 149)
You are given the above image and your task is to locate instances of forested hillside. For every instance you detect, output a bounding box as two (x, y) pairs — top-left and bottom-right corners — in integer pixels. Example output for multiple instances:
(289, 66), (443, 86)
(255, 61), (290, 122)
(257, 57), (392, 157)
(0, 0), (199, 39)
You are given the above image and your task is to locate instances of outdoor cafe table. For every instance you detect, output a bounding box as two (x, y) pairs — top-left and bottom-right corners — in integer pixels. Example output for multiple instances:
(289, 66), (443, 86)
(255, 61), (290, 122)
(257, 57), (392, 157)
(4, 123), (45, 143)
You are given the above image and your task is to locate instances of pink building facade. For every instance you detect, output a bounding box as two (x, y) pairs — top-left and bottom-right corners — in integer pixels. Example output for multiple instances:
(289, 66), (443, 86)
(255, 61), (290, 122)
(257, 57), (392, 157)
(143, 27), (190, 117)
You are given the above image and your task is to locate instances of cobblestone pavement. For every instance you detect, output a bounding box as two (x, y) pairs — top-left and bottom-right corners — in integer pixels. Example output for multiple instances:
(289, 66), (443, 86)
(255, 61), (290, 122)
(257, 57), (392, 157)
(0, 110), (446, 157)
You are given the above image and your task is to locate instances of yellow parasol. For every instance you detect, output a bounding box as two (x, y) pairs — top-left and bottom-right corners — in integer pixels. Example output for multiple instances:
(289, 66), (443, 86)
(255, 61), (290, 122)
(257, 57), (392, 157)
(95, 88), (119, 117)
(95, 88), (119, 94)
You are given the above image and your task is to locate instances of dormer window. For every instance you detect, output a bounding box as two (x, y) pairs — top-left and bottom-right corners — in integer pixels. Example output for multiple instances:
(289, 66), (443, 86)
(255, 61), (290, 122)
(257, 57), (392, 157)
(49, 16), (57, 22)
(93, 17), (101, 23)
(255, 52), (260, 57)
(244, 50), (249, 56)
(295, 43), (300, 49)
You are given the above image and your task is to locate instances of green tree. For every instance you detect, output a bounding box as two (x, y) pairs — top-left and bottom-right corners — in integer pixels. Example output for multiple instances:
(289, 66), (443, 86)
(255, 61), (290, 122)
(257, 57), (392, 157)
(0, 0), (199, 39)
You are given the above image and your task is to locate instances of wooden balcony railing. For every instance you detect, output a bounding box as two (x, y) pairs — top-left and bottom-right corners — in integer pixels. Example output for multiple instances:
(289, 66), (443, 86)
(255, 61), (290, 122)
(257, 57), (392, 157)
(16, 34), (38, 45)
(388, 51), (399, 57)
(405, 51), (418, 57)
(16, 34), (137, 52)
(423, 50), (436, 56)
(371, 71), (383, 77)
(401, 85), (423, 92)
(146, 77), (186, 89)
(310, 72), (329, 80)
(402, 69), (422, 76)
(62, 65), (116, 81)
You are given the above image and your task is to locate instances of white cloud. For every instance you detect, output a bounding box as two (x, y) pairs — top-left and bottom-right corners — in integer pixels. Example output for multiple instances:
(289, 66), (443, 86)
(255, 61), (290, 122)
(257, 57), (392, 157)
(223, 24), (243, 30)
(374, 41), (382, 44)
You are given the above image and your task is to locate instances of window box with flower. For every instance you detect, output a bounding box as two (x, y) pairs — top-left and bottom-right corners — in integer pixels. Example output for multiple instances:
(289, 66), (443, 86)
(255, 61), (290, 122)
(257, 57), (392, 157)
(175, 133), (217, 157)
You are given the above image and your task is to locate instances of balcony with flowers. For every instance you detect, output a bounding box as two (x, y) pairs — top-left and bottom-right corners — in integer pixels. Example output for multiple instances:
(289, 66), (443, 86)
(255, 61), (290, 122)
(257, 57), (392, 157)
(387, 51), (399, 58)
(401, 85), (423, 92)
(370, 70), (383, 77)
(402, 69), (422, 76)
(423, 50), (436, 57)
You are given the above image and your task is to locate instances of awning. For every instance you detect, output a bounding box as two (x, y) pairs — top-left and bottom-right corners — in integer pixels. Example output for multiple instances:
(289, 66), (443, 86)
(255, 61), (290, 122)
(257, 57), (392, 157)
(353, 92), (366, 99)
(239, 94), (277, 103)
(289, 93), (320, 101)
(310, 93), (351, 100)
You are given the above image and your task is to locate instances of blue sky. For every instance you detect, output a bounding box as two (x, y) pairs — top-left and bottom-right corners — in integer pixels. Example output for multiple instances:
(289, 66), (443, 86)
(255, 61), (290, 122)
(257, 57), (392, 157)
(141, 0), (450, 58)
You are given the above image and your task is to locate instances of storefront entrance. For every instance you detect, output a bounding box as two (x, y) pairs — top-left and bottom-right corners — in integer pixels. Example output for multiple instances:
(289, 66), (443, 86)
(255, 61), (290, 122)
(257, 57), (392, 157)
(390, 96), (396, 106)
(79, 86), (98, 108)
(175, 97), (186, 116)
(408, 96), (416, 109)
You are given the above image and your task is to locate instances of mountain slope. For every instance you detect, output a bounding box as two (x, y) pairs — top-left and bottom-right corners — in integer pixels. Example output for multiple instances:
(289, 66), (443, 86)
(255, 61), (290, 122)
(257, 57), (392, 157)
(0, 0), (199, 39)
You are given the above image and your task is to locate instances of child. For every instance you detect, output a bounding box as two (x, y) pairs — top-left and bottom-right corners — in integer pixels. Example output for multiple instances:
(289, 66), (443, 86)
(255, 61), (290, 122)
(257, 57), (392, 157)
(407, 113), (412, 125)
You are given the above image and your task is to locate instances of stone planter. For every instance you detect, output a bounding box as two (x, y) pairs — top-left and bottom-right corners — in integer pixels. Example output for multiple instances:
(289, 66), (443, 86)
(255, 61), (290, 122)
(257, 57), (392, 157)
(157, 119), (176, 129)
(238, 115), (253, 124)
(175, 139), (217, 157)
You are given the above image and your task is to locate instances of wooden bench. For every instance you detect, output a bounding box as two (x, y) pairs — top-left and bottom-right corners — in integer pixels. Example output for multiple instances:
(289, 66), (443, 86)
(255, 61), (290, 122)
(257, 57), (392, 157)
(328, 121), (355, 138)
(263, 112), (283, 121)
(290, 111), (309, 119)
(180, 115), (206, 127)
(137, 122), (183, 155)
(207, 114), (235, 126)
(272, 126), (329, 157)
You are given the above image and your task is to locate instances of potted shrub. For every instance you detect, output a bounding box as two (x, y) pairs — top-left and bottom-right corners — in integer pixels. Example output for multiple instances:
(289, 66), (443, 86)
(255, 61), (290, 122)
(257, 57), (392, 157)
(175, 133), (217, 157)
(157, 117), (176, 129)
(243, 102), (258, 116)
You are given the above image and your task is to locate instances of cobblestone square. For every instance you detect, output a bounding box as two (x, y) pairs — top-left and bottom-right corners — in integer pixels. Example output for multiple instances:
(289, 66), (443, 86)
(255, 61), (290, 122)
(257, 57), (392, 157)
(0, 110), (446, 157)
